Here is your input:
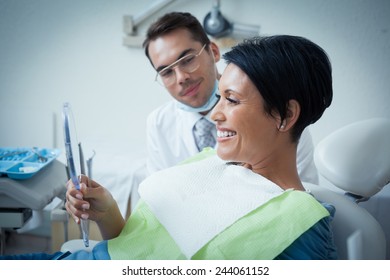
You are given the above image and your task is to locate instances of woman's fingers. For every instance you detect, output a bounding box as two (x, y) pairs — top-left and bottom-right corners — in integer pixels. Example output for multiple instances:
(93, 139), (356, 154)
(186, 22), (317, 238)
(65, 178), (91, 223)
(65, 197), (81, 224)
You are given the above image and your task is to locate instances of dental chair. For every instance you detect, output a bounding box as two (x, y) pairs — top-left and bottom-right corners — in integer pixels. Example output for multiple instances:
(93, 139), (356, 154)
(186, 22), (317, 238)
(308, 118), (390, 259)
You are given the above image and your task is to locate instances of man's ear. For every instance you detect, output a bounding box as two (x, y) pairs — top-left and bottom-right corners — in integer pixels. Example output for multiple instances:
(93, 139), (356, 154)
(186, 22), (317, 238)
(209, 42), (221, 63)
(279, 99), (300, 131)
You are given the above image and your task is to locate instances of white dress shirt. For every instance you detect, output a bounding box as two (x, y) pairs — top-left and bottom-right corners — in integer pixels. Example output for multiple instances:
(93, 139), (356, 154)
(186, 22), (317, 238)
(145, 100), (318, 184)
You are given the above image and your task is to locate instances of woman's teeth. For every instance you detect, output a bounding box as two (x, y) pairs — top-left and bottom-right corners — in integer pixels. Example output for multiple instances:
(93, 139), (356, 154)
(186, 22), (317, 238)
(217, 130), (237, 138)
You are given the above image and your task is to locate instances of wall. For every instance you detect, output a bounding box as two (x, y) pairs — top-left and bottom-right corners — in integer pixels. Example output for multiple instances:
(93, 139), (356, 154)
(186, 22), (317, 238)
(1, 0), (389, 157)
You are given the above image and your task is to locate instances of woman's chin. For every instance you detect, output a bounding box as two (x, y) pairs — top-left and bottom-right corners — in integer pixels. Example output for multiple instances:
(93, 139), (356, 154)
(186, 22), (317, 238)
(216, 148), (234, 162)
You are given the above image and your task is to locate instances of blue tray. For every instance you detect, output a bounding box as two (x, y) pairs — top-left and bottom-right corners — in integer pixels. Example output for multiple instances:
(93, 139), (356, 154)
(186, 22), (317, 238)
(0, 147), (61, 180)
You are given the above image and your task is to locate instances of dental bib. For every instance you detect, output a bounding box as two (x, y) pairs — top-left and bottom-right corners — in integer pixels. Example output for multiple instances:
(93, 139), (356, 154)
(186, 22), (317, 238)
(139, 155), (284, 258)
(108, 149), (329, 259)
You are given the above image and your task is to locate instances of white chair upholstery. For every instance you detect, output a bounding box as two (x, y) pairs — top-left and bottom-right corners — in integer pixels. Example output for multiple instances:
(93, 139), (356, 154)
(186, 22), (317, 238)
(314, 118), (390, 198)
(60, 239), (100, 253)
(312, 118), (390, 259)
(307, 183), (386, 259)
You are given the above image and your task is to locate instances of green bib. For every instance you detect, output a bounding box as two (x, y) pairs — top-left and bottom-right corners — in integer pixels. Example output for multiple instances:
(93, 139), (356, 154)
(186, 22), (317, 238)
(108, 149), (329, 259)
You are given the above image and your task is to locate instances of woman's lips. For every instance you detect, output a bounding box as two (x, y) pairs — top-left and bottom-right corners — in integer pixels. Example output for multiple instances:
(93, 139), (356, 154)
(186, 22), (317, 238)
(217, 130), (237, 138)
(216, 127), (237, 143)
(217, 129), (237, 138)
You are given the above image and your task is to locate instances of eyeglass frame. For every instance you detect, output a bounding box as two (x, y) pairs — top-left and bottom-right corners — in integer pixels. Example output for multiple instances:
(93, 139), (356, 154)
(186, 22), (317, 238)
(154, 44), (207, 86)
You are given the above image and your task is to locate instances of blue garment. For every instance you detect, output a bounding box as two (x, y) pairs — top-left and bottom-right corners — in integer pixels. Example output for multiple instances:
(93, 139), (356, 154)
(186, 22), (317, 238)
(0, 251), (70, 260)
(61, 241), (110, 260)
(0, 240), (110, 260)
(275, 203), (338, 260)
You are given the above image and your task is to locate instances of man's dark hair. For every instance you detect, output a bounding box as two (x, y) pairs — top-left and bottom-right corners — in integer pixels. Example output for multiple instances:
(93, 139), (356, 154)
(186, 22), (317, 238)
(143, 12), (211, 62)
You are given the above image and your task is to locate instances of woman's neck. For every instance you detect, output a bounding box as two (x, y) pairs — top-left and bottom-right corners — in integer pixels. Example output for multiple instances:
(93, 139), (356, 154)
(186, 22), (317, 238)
(244, 143), (304, 191)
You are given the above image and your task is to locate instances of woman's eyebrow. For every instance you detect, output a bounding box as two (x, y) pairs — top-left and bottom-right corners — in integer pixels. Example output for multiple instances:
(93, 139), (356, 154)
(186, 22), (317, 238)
(222, 88), (243, 97)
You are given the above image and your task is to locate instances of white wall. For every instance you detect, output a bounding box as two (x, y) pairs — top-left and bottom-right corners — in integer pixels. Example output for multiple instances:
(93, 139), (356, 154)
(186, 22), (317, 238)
(1, 0), (389, 156)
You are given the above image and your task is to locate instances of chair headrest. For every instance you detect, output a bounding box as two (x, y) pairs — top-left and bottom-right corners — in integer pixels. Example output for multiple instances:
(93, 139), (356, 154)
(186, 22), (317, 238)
(314, 118), (390, 198)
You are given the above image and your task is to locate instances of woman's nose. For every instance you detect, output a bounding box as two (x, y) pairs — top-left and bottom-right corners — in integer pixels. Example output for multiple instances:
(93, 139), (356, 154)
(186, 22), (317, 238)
(211, 99), (224, 122)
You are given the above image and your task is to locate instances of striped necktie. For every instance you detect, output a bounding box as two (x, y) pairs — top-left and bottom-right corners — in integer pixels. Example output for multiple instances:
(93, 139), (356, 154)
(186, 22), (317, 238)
(193, 117), (216, 152)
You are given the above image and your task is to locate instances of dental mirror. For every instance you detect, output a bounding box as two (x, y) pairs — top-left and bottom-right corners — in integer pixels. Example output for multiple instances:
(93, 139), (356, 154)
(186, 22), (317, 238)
(62, 102), (89, 247)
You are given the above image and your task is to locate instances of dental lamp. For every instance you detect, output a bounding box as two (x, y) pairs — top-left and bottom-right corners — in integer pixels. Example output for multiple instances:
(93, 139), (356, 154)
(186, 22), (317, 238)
(203, 0), (260, 39)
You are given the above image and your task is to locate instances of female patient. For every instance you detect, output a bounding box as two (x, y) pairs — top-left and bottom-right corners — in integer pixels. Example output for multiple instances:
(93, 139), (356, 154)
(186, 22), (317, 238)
(2, 35), (336, 260)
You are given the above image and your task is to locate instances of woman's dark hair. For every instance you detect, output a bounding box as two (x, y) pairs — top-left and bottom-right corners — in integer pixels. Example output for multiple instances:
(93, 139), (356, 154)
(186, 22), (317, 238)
(223, 35), (333, 142)
(143, 12), (211, 61)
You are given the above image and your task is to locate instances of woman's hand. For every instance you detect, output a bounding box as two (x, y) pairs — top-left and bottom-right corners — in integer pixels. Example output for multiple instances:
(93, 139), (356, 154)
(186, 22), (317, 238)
(65, 175), (111, 223)
(65, 175), (125, 239)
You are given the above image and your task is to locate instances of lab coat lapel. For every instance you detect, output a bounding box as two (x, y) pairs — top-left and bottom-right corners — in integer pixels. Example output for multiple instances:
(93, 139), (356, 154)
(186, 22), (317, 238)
(177, 108), (201, 154)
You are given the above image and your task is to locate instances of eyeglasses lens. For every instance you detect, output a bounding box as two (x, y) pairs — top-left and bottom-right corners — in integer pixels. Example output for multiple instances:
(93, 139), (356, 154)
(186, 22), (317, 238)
(155, 44), (206, 86)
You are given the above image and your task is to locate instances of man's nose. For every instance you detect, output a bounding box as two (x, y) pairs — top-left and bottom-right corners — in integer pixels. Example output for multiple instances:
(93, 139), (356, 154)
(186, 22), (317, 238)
(174, 66), (190, 84)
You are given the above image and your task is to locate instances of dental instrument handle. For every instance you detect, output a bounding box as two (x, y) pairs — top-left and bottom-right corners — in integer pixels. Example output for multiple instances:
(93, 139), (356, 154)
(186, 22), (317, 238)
(75, 180), (89, 247)
(80, 219), (89, 247)
(72, 177), (89, 247)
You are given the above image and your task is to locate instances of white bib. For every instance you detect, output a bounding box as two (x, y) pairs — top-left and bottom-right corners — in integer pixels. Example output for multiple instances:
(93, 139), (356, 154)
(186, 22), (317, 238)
(139, 155), (284, 258)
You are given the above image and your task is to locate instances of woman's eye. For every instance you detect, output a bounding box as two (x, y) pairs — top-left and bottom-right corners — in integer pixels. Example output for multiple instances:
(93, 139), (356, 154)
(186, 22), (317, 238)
(226, 97), (239, 104)
(217, 93), (239, 104)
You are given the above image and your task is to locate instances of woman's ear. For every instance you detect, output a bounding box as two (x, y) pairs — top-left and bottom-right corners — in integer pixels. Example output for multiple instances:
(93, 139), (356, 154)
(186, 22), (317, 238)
(279, 100), (300, 131)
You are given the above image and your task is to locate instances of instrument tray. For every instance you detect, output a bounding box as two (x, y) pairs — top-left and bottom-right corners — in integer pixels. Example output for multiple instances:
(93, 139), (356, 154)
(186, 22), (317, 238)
(0, 147), (61, 180)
